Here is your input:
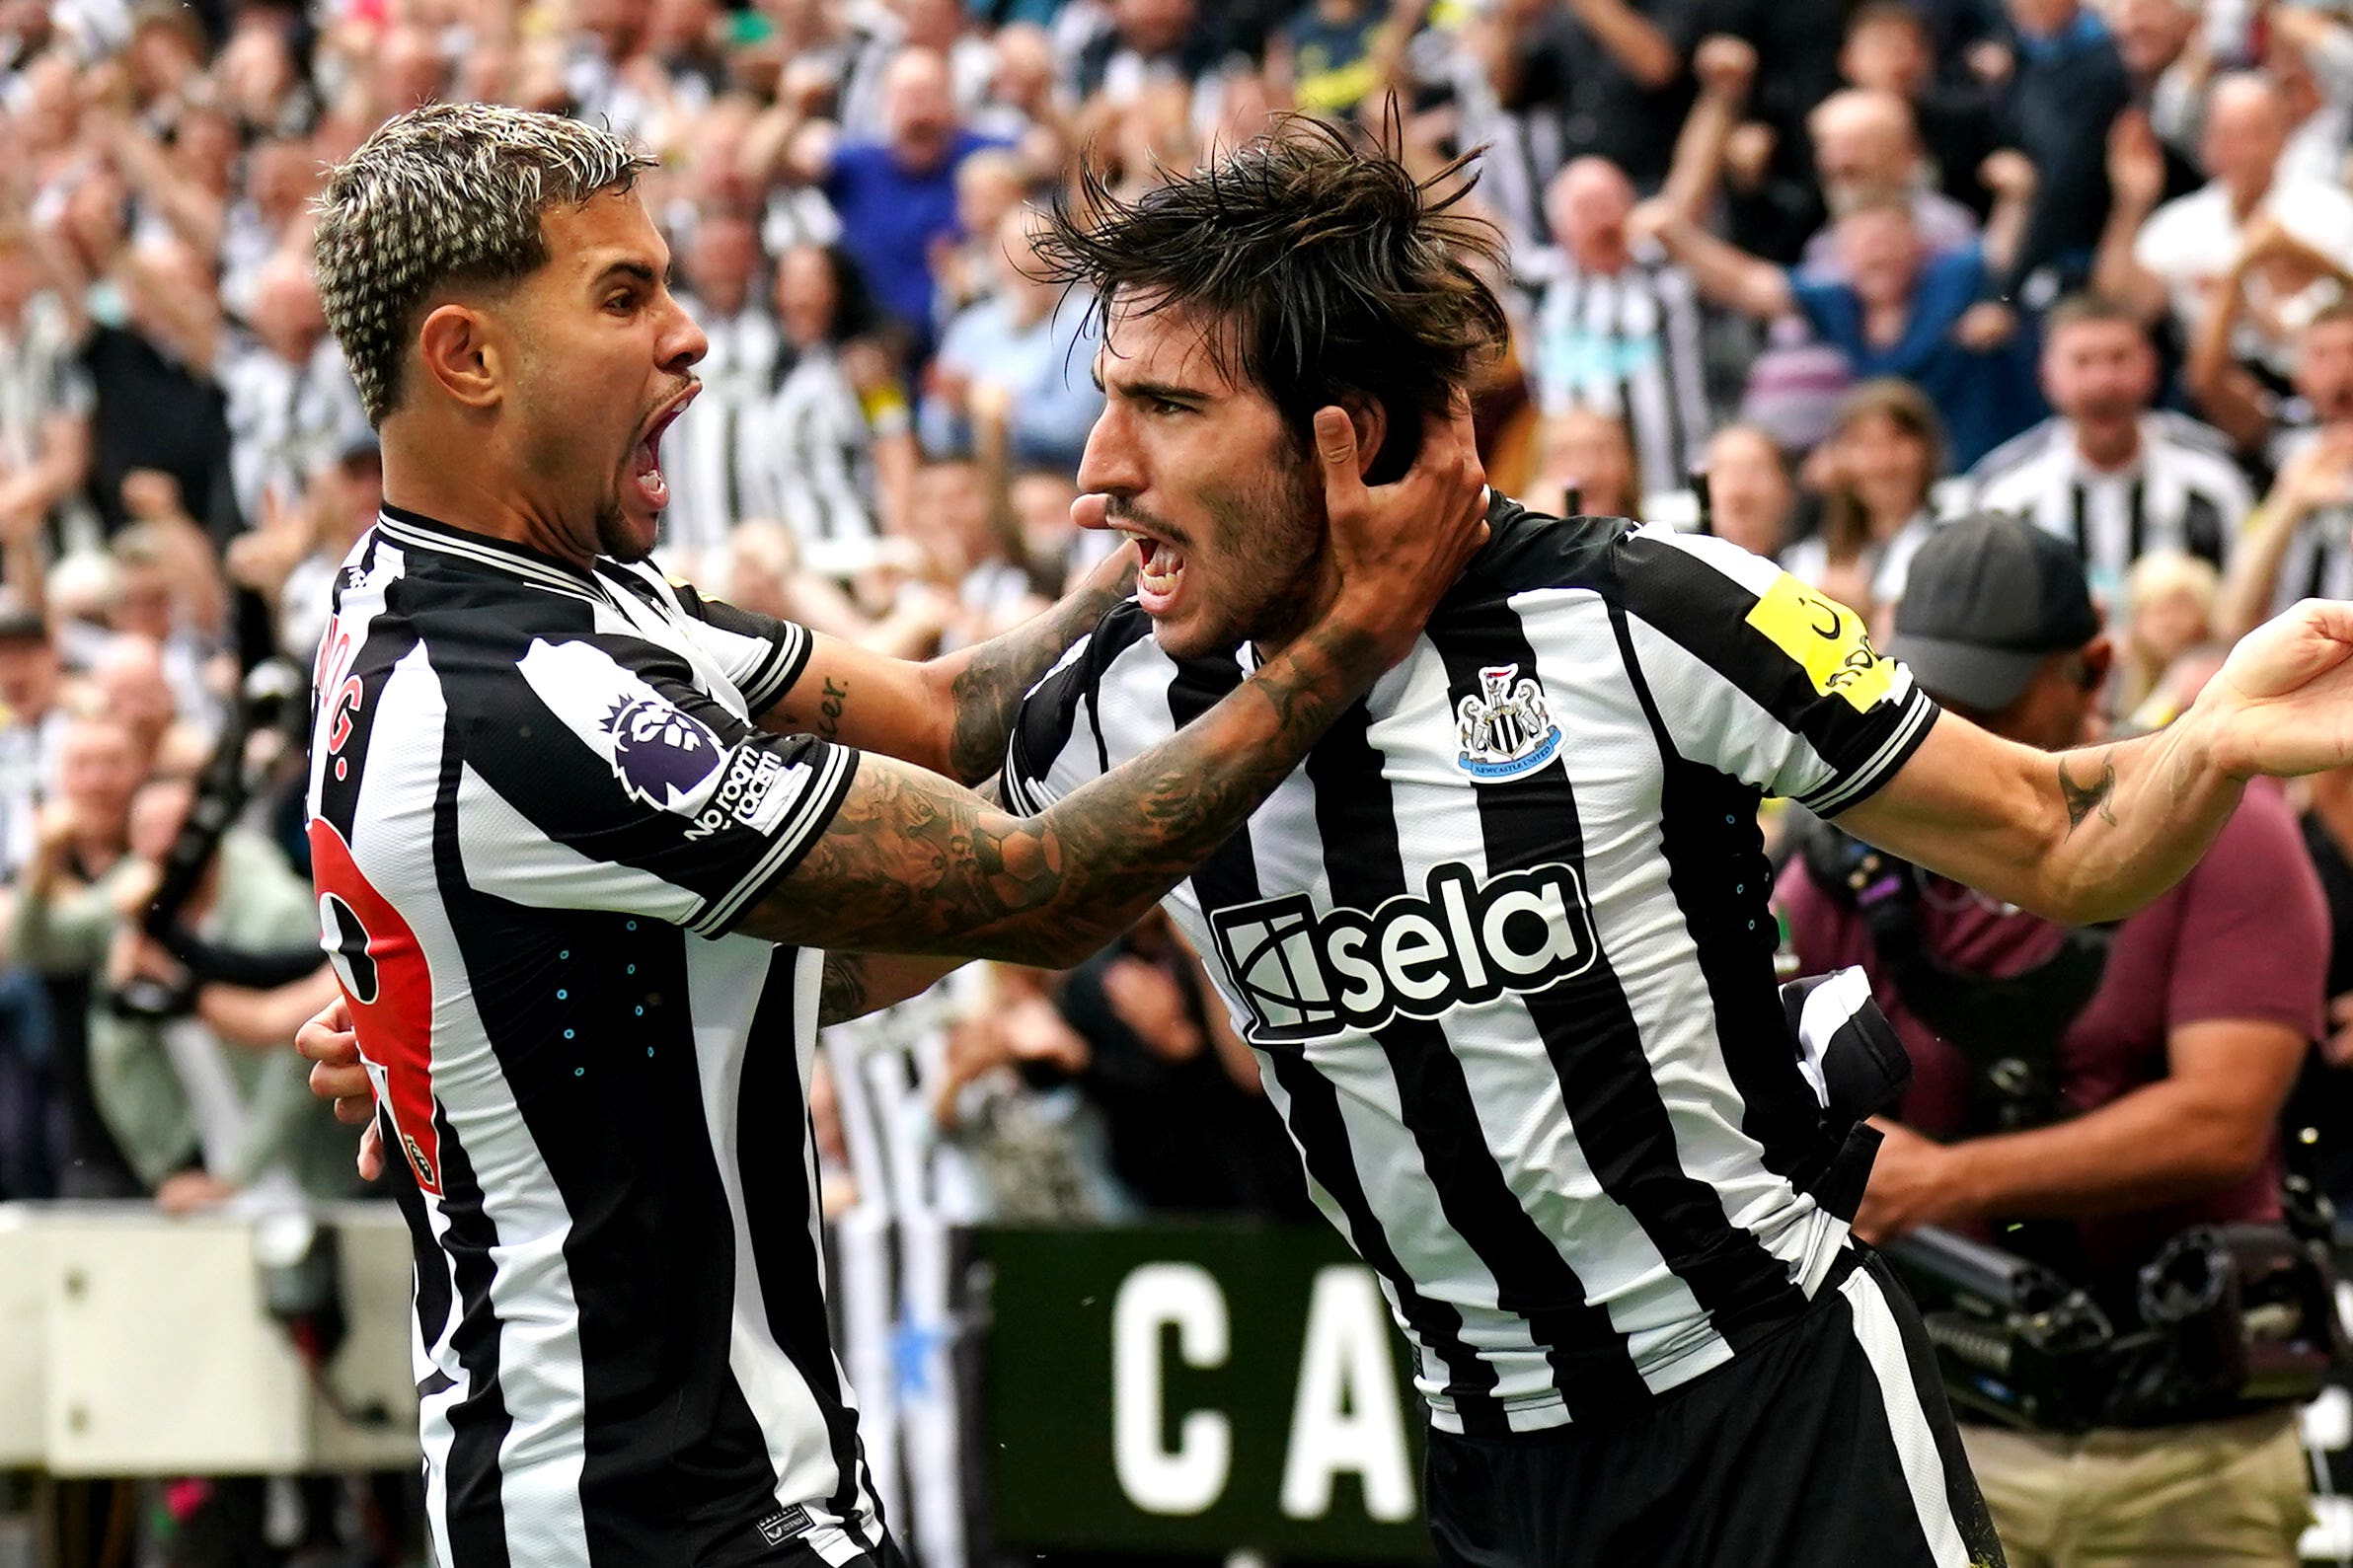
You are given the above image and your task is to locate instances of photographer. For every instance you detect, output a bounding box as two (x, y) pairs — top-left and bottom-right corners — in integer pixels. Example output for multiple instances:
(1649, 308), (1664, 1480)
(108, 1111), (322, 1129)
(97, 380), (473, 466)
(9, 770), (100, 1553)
(1776, 512), (2329, 1565)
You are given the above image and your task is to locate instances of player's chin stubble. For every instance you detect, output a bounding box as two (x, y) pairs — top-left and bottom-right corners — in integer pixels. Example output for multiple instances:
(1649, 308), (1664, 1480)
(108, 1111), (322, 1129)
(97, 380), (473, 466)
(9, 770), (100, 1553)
(594, 497), (655, 564)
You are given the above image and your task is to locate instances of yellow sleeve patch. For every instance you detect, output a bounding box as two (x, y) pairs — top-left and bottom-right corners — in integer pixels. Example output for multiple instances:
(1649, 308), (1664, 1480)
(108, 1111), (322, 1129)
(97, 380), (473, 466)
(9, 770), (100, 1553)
(1742, 573), (1898, 712)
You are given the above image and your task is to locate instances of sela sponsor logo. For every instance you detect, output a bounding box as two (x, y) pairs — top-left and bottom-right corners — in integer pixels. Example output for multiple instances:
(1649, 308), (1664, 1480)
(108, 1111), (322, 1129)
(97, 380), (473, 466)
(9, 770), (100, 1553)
(1453, 664), (1563, 784)
(683, 744), (792, 840)
(1209, 862), (1598, 1045)
(605, 694), (725, 815)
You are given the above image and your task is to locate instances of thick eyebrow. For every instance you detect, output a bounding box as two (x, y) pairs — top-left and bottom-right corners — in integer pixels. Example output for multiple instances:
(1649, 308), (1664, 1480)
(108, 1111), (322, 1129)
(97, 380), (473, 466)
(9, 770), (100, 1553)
(590, 259), (664, 292)
(1097, 368), (1214, 406)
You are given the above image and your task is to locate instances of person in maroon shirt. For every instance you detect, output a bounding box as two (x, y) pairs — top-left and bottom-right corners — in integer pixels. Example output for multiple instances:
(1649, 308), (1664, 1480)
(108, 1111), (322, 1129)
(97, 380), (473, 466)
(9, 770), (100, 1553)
(1778, 511), (2328, 1567)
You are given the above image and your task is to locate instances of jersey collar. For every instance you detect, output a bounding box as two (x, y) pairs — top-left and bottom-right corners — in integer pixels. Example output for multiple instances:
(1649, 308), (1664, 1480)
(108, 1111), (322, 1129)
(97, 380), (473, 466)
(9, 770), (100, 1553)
(374, 503), (607, 601)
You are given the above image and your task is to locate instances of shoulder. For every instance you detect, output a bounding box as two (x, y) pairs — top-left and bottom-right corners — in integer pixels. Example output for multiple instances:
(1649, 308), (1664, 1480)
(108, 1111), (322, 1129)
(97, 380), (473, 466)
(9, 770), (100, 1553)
(2155, 780), (2327, 935)
(1968, 418), (2064, 488)
(2206, 778), (2315, 866)
(1442, 495), (1641, 603)
(2148, 410), (2237, 461)
(1456, 507), (1795, 639)
(2138, 187), (2215, 249)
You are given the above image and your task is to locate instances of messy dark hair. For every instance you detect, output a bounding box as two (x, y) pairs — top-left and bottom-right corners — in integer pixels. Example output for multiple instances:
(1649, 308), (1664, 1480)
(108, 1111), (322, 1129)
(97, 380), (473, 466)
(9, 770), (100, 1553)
(1033, 115), (1508, 480)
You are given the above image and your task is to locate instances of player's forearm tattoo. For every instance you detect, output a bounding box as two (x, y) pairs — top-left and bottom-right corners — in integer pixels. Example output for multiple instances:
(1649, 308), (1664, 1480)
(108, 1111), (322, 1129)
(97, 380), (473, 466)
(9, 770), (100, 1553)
(817, 953), (871, 1027)
(2058, 750), (2119, 835)
(814, 677), (847, 743)
(753, 620), (1382, 968)
(944, 565), (1134, 784)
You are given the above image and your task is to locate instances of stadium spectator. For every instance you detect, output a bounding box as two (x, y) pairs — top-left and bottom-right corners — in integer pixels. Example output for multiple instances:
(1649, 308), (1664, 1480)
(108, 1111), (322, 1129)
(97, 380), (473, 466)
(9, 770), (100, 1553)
(662, 207), (782, 566)
(1536, 405), (1645, 517)
(1993, 0), (2134, 297)
(1699, 421), (1798, 559)
(2186, 228), (2353, 456)
(2114, 548), (2221, 722)
(1799, 89), (1982, 277)
(2112, 0), (2213, 165)
(1466, 0), (1704, 213)
(7, 711), (151, 1201)
(924, 206), (1104, 475)
(1786, 377), (1945, 622)
(1640, 179), (2042, 468)
(0, 222), (97, 556)
(1840, 2), (2003, 223)
(746, 241), (914, 563)
(1517, 156), (1711, 496)
(1964, 294), (2251, 601)
(781, 45), (1014, 357)
(219, 251), (366, 534)
(2222, 420), (2353, 637)
(2101, 71), (2353, 383)
(1052, 911), (1315, 1219)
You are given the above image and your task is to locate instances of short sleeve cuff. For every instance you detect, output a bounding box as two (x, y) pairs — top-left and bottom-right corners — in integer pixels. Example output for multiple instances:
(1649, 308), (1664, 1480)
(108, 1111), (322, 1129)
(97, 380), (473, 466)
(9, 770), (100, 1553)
(689, 744), (862, 937)
(1795, 691), (1940, 818)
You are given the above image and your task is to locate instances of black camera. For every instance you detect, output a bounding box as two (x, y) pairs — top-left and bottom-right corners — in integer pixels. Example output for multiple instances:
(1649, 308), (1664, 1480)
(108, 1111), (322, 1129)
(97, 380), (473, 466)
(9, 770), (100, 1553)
(105, 661), (305, 1021)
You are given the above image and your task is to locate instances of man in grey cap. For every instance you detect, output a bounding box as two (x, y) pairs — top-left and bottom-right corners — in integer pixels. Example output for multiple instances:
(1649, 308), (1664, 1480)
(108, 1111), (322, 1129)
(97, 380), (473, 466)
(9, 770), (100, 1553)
(1777, 512), (2329, 1566)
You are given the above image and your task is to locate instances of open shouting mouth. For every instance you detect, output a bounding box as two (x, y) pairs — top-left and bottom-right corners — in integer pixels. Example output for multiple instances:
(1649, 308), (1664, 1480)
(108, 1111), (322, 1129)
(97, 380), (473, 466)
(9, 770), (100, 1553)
(631, 383), (699, 511)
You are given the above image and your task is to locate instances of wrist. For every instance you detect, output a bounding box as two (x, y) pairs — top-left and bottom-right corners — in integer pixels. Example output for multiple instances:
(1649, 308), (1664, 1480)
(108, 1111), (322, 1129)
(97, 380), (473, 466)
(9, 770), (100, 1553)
(1277, 611), (1391, 692)
(1932, 1135), (1994, 1226)
(2168, 692), (2245, 783)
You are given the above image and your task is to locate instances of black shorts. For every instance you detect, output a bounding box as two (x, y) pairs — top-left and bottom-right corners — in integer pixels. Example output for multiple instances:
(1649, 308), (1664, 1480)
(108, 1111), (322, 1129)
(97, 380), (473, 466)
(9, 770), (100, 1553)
(1424, 1249), (2006, 1568)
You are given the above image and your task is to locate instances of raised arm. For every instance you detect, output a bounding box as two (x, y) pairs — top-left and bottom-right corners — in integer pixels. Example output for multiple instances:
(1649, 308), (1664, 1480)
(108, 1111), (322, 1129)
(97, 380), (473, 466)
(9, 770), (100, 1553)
(1651, 36), (1756, 223)
(1642, 208), (1795, 320)
(735, 404), (1491, 966)
(2089, 110), (2170, 324)
(1839, 600), (2353, 923)
(1566, 0), (1683, 90)
(2183, 247), (2273, 452)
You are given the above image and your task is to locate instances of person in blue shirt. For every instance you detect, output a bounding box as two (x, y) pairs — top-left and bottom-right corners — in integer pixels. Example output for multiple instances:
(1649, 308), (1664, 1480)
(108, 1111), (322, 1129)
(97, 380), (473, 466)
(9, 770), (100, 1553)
(921, 208), (1104, 473)
(777, 46), (1014, 360)
(1639, 180), (2047, 468)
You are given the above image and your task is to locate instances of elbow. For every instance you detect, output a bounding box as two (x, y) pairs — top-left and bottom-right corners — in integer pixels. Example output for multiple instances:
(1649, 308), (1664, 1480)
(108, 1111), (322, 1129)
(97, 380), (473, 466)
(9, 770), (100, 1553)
(2179, 1119), (2272, 1193)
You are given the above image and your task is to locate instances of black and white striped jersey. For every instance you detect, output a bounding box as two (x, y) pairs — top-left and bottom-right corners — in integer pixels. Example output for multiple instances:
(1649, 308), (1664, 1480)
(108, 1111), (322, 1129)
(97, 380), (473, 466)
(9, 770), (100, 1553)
(1004, 499), (1940, 1435)
(1964, 413), (2253, 598)
(2263, 424), (2353, 617)
(1518, 244), (1713, 499)
(660, 299), (784, 564)
(305, 503), (882, 1567)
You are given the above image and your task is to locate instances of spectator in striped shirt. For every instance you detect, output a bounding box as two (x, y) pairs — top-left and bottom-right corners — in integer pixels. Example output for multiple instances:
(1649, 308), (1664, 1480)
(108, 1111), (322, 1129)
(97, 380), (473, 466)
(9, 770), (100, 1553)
(1965, 293), (2252, 604)
(1518, 155), (1713, 498)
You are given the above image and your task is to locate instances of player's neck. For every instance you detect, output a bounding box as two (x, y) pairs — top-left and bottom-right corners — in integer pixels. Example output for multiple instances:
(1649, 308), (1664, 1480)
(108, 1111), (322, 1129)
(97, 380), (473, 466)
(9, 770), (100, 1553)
(381, 438), (597, 572)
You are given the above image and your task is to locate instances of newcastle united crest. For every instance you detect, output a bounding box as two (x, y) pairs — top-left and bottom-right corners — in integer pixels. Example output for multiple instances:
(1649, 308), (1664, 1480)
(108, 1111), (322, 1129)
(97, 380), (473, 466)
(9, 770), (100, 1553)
(1454, 663), (1563, 784)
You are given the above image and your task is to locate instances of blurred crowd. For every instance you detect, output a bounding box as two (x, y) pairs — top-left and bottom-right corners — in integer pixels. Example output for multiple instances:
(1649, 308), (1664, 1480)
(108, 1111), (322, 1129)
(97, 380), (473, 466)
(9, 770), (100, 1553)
(8, 0), (2353, 1505)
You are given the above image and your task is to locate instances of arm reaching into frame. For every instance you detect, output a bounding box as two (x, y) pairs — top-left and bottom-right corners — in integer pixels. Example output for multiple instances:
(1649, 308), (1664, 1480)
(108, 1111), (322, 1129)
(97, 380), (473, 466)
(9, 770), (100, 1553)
(1840, 599), (2353, 924)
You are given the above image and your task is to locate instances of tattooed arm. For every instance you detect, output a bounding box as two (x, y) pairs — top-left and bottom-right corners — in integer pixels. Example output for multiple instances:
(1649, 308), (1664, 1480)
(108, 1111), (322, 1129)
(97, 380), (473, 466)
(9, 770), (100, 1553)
(740, 403), (1491, 966)
(761, 548), (1136, 784)
(743, 610), (1414, 966)
(1840, 601), (2353, 924)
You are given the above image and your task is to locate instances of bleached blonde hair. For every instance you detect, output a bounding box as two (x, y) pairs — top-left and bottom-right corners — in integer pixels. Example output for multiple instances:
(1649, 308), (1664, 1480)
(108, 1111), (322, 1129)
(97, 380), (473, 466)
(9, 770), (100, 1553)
(312, 103), (654, 425)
